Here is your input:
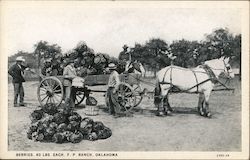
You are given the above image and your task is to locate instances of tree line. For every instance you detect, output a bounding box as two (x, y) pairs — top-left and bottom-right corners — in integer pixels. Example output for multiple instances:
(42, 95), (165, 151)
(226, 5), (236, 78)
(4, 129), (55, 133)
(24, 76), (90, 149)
(119, 28), (241, 70)
(9, 28), (241, 76)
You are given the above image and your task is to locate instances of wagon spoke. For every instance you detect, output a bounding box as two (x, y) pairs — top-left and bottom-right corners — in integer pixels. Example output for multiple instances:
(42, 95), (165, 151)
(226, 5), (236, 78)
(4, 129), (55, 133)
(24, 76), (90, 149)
(53, 84), (60, 91)
(75, 98), (79, 103)
(134, 85), (139, 90)
(40, 87), (47, 91)
(53, 95), (60, 103)
(50, 97), (54, 104)
(54, 94), (62, 99)
(51, 97), (56, 104)
(50, 97), (53, 104)
(76, 95), (82, 101)
(46, 97), (50, 104)
(41, 95), (49, 102)
(39, 90), (47, 95)
(54, 89), (62, 93)
(40, 92), (47, 96)
(41, 82), (48, 89)
(124, 86), (129, 92)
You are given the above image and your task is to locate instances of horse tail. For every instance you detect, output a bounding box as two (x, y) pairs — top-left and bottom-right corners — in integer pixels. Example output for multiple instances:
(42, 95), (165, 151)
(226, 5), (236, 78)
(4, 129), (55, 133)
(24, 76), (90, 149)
(154, 78), (162, 105)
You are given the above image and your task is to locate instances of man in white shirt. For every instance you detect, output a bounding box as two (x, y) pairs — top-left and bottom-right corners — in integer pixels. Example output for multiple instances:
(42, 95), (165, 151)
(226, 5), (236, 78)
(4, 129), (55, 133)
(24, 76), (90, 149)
(106, 63), (121, 115)
(63, 59), (77, 109)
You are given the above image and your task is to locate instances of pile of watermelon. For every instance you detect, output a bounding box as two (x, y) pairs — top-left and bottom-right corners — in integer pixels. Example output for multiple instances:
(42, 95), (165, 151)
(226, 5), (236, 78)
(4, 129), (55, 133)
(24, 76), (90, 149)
(41, 41), (128, 76)
(27, 104), (112, 143)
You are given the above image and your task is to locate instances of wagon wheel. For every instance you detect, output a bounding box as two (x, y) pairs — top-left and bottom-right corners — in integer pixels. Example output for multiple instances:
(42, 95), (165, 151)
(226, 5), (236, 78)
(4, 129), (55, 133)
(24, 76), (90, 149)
(37, 76), (64, 108)
(75, 91), (85, 106)
(112, 82), (137, 113)
(131, 84), (143, 107)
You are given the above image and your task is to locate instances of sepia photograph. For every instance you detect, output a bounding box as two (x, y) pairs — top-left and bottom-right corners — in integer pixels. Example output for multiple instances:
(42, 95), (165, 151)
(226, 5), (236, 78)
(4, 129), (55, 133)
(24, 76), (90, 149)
(0, 1), (249, 159)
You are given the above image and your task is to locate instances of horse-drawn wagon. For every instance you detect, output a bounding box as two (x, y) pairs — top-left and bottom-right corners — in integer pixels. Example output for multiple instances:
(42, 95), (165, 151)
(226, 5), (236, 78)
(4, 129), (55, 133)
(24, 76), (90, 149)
(37, 73), (144, 113)
(37, 56), (235, 117)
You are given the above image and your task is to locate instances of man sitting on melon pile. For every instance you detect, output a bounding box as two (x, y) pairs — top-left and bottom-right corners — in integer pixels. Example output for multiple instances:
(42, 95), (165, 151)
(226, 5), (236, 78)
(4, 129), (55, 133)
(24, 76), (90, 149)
(63, 59), (97, 109)
(63, 59), (85, 109)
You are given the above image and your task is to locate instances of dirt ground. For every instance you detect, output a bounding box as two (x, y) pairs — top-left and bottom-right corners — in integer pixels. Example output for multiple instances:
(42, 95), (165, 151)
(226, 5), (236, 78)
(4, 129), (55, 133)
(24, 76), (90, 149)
(8, 78), (241, 151)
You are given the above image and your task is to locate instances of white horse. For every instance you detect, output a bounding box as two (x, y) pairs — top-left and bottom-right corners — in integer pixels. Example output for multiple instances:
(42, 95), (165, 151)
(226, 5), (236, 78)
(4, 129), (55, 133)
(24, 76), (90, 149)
(154, 56), (235, 117)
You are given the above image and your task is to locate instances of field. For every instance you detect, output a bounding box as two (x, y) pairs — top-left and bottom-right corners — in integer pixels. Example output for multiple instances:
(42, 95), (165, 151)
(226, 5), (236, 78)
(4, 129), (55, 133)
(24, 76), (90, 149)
(8, 77), (241, 151)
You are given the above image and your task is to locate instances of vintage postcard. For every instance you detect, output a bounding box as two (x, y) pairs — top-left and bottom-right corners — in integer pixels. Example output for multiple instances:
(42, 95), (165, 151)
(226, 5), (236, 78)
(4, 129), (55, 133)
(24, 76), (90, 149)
(0, 1), (249, 159)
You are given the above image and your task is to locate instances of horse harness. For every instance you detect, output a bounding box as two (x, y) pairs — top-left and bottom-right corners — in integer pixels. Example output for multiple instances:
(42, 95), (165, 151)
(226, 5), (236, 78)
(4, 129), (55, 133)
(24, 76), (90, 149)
(127, 61), (141, 73)
(160, 64), (219, 93)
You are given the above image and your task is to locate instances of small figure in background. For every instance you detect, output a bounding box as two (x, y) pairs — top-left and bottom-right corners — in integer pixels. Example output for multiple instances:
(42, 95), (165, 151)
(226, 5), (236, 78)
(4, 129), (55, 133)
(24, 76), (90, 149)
(41, 58), (52, 76)
(117, 45), (130, 73)
(166, 49), (177, 65)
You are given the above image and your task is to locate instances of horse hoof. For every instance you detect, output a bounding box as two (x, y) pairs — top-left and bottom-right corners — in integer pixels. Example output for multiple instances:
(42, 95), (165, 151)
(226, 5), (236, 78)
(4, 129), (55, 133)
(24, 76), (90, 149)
(156, 112), (165, 117)
(168, 107), (174, 112)
(200, 112), (204, 116)
(166, 110), (172, 115)
(206, 112), (212, 118)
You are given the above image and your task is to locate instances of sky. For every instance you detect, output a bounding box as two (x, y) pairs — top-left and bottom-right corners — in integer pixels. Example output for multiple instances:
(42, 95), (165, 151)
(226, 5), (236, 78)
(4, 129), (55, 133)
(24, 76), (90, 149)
(1, 1), (242, 58)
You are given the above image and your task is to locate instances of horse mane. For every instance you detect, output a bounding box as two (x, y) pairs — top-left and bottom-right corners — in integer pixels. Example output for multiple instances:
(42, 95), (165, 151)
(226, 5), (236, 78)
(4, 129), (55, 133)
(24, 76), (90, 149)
(204, 57), (224, 68)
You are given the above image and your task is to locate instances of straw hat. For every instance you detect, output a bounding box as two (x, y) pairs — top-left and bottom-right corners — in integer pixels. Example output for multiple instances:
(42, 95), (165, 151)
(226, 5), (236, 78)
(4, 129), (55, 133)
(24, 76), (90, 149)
(108, 63), (116, 70)
(16, 56), (25, 62)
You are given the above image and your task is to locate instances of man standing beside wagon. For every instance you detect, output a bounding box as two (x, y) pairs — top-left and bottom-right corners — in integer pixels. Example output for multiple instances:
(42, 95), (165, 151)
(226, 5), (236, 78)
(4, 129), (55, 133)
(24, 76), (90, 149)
(63, 59), (78, 109)
(106, 63), (121, 116)
(8, 56), (30, 107)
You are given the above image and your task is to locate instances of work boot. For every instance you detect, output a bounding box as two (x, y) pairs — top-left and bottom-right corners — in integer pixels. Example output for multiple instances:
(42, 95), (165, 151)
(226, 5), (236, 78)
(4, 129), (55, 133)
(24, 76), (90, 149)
(156, 111), (165, 117)
(165, 110), (172, 116)
(19, 103), (25, 107)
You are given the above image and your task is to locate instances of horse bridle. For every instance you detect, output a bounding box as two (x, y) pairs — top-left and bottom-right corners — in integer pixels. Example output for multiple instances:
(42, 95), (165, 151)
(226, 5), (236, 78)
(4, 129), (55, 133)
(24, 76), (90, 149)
(222, 58), (233, 79)
(205, 58), (233, 79)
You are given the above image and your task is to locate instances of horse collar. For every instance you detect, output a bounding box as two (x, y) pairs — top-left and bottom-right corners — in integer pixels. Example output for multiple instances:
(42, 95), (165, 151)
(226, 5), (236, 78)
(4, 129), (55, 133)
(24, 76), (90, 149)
(201, 64), (218, 84)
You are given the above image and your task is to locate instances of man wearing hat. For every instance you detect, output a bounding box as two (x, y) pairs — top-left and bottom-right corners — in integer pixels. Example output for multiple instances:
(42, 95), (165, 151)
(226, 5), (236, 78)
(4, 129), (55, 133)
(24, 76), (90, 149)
(8, 56), (28, 107)
(106, 63), (121, 115)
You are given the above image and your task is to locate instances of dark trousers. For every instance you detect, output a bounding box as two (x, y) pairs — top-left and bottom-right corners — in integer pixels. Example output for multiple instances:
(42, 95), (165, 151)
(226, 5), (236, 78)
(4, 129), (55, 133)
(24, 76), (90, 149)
(106, 87), (122, 114)
(107, 88), (115, 114)
(13, 83), (24, 104)
(65, 86), (76, 109)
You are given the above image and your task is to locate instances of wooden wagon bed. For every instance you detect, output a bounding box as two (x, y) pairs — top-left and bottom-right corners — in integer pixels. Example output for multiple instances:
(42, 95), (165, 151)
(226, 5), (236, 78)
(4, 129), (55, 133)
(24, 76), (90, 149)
(37, 73), (143, 112)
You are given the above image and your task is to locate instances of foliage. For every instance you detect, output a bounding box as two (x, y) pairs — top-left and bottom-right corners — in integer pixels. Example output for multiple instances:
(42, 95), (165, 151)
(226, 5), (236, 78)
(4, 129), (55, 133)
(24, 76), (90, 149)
(8, 50), (38, 68)
(34, 41), (62, 59)
(9, 28), (241, 75)
(118, 28), (241, 70)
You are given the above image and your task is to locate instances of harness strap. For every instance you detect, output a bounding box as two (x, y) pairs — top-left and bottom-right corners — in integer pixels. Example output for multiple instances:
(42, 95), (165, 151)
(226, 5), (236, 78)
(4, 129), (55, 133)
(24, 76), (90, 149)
(170, 66), (173, 87)
(185, 79), (211, 91)
(162, 67), (171, 84)
(191, 69), (199, 92)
